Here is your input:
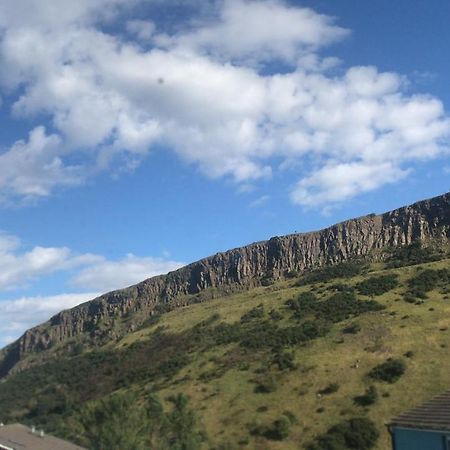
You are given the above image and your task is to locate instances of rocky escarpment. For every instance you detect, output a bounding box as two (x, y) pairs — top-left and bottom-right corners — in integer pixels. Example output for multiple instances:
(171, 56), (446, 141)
(1, 192), (449, 376)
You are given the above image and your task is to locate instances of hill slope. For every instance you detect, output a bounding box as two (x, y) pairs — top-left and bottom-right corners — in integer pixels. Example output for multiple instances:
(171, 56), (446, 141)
(1, 192), (449, 377)
(0, 248), (449, 449)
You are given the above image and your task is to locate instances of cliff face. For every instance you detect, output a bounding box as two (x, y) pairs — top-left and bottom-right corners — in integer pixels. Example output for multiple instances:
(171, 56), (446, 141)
(1, 193), (449, 376)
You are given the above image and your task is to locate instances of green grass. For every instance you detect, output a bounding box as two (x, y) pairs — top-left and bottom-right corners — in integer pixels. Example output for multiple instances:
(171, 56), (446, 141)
(1, 256), (450, 449)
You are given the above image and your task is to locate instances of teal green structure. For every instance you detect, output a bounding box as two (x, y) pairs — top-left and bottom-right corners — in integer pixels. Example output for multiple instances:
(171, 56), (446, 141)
(389, 390), (450, 450)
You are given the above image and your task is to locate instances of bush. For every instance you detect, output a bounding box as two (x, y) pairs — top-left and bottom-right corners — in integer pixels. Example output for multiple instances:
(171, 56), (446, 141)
(240, 305), (265, 323)
(407, 269), (450, 299)
(308, 417), (379, 450)
(297, 261), (367, 286)
(387, 242), (441, 268)
(254, 376), (278, 393)
(286, 270), (299, 279)
(342, 323), (361, 334)
(272, 351), (296, 371)
(269, 309), (283, 321)
(354, 385), (378, 406)
(319, 383), (340, 395)
(356, 274), (399, 296)
(329, 283), (355, 293)
(264, 416), (291, 440)
(286, 291), (383, 323)
(316, 292), (384, 323)
(368, 358), (405, 383)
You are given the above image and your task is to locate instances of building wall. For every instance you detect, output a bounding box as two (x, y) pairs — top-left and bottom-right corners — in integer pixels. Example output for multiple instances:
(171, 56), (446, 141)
(392, 427), (448, 450)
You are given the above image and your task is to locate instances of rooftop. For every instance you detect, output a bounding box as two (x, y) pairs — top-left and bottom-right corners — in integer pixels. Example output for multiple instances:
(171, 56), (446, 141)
(0, 424), (86, 450)
(390, 390), (450, 432)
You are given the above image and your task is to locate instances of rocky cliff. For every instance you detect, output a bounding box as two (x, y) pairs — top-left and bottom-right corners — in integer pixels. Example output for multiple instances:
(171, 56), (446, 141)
(1, 192), (449, 376)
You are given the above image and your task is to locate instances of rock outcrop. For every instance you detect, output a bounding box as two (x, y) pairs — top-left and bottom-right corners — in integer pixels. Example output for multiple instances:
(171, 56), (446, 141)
(1, 192), (449, 376)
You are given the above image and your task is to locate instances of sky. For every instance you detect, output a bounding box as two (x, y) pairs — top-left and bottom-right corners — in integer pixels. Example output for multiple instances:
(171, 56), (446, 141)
(0, 0), (449, 348)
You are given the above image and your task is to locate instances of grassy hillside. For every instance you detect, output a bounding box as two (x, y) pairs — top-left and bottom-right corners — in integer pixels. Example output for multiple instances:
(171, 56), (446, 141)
(0, 245), (449, 449)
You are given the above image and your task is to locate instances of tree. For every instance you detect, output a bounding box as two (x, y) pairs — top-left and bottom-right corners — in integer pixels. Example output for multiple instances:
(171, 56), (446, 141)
(77, 391), (203, 450)
(162, 394), (202, 450)
(78, 392), (150, 450)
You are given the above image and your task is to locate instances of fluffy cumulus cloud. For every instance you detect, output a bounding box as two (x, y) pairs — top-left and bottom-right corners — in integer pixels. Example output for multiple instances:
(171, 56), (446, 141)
(0, 127), (85, 201)
(71, 253), (184, 292)
(0, 232), (184, 293)
(0, 232), (99, 290)
(0, 0), (448, 206)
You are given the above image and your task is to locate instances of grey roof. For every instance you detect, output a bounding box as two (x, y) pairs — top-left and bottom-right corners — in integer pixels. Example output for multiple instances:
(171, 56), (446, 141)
(390, 390), (450, 431)
(0, 424), (87, 450)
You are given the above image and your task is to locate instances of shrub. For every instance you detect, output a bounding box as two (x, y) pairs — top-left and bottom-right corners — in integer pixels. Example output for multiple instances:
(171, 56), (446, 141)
(407, 269), (450, 299)
(264, 416), (291, 441)
(285, 292), (317, 316)
(308, 417), (379, 450)
(297, 261), (367, 286)
(269, 309), (283, 321)
(286, 270), (299, 279)
(329, 283), (355, 293)
(356, 274), (399, 296)
(240, 305), (265, 323)
(316, 292), (384, 323)
(387, 242), (441, 268)
(272, 351), (296, 371)
(368, 358), (406, 383)
(342, 323), (361, 334)
(319, 383), (340, 395)
(286, 291), (383, 323)
(254, 376), (278, 393)
(261, 275), (274, 286)
(354, 385), (378, 406)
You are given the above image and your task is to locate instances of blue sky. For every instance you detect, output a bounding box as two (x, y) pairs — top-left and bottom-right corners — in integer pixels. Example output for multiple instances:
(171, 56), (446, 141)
(0, 0), (449, 347)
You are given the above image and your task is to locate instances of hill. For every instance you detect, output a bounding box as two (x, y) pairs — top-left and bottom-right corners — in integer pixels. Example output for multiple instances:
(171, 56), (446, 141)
(0, 192), (449, 377)
(0, 193), (449, 449)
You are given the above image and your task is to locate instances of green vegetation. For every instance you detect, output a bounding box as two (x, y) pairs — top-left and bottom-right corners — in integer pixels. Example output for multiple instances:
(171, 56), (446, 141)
(240, 305), (264, 322)
(406, 268), (450, 300)
(319, 383), (340, 395)
(68, 391), (203, 450)
(250, 412), (295, 441)
(354, 386), (378, 406)
(296, 261), (367, 285)
(308, 417), (379, 450)
(387, 241), (442, 268)
(368, 359), (406, 383)
(342, 322), (361, 334)
(0, 251), (449, 449)
(356, 274), (399, 296)
(264, 416), (292, 440)
(286, 290), (384, 322)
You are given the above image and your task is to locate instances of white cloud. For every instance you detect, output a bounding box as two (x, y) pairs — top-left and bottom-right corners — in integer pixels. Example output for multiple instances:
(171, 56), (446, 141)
(71, 253), (185, 292)
(126, 19), (156, 40)
(0, 0), (448, 207)
(250, 195), (270, 208)
(291, 162), (410, 207)
(0, 232), (184, 293)
(0, 292), (99, 347)
(0, 0), (132, 31)
(0, 232), (100, 290)
(0, 127), (85, 201)
(156, 0), (349, 64)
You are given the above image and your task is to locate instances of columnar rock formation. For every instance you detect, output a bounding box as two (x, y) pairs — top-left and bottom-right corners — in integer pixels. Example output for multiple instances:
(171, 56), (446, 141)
(1, 193), (449, 376)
